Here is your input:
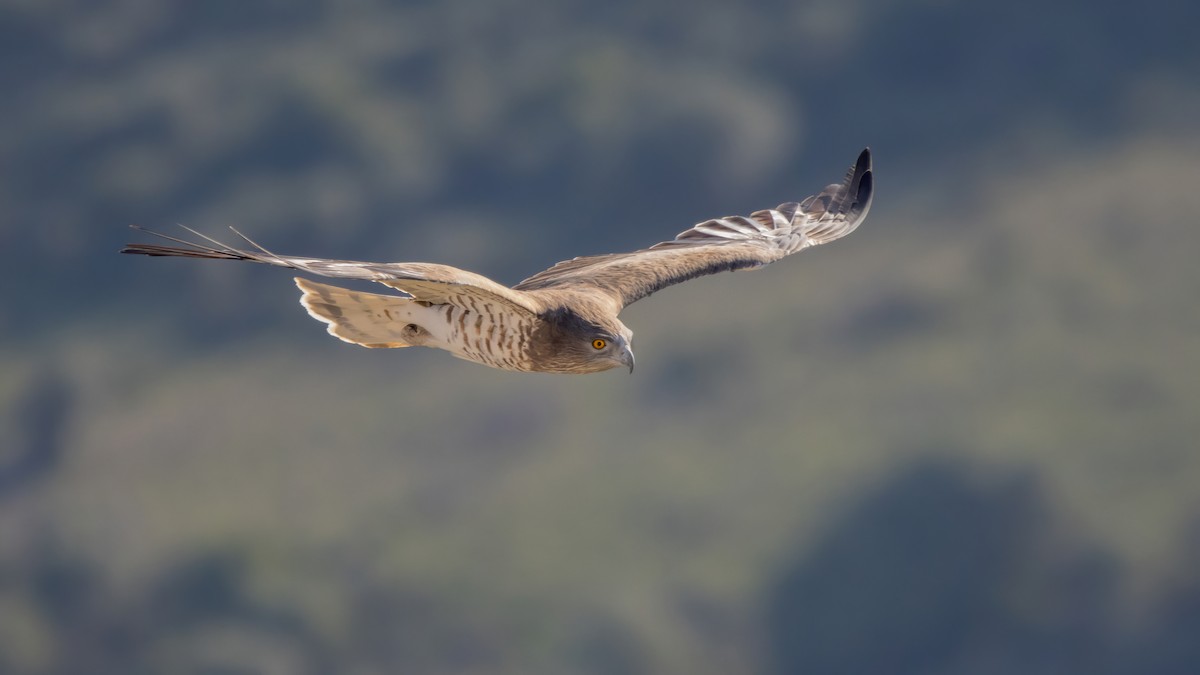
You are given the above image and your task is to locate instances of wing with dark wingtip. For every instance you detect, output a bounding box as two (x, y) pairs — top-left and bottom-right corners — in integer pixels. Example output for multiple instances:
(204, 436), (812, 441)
(514, 148), (873, 310)
(121, 226), (543, 316)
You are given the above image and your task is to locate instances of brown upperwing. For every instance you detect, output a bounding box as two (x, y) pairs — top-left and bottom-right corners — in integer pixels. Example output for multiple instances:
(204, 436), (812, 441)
(122, 225), (543, 317)
(513, 148), (873, 309)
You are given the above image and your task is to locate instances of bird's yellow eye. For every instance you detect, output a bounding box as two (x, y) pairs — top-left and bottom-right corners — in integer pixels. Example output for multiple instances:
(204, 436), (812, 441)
(592, 338), (607, 350)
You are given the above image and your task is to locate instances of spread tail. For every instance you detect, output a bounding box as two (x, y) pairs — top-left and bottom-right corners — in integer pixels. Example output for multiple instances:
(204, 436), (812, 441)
(295, 278), (431, 348)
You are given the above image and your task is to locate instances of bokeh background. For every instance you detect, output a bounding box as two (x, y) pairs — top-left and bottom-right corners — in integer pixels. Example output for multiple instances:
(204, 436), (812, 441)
(2, 1), (1199, 673)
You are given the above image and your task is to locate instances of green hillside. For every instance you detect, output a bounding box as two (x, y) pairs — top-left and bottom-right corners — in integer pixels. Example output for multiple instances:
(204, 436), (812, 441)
(2, 1), (1198, 673)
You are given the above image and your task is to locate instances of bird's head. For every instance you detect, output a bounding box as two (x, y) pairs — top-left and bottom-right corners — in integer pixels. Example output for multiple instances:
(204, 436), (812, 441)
(535, 308), (635, 374)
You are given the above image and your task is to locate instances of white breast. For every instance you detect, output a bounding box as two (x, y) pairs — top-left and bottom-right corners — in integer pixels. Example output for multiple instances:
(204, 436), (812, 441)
(418, 302), (536, 371)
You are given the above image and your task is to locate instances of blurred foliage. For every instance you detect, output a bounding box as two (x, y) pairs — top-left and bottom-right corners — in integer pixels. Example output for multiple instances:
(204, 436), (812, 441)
(1, 0), (1199, 673)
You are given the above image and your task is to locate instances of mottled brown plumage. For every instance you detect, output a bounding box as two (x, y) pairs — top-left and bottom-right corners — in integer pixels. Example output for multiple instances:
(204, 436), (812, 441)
(122, 148), (873, 374)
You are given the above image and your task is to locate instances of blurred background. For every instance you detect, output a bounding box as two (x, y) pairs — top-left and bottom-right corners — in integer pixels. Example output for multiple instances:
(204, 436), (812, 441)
(2, 1), (1199, 673)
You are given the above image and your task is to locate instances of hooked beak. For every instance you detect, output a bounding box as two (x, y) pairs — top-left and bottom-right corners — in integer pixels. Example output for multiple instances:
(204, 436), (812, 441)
(620, 344), (636, 374)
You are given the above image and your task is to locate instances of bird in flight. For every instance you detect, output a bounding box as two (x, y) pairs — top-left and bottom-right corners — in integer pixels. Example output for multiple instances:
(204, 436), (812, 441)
(123, 148), (873, 374)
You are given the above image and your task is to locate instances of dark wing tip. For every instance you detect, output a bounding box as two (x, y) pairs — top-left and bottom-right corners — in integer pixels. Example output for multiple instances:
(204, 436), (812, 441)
(120, 225), (246, 260)
(846, 147), (873, 216)
(120, 224), (143, 253)
(857, 147), (872, 170)
(856, 169), (873, 209)
(848, 148), (871, 187)
(119, 242), (232, 258)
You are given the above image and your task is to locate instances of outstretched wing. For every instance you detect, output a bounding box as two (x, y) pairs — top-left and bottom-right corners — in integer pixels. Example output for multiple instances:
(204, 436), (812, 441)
(122, 227), (543, 316)
(515, 148), (873, 310)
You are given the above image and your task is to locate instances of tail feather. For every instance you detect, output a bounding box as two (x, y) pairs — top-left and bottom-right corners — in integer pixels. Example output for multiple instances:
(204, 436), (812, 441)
(295, 278), (429, 349)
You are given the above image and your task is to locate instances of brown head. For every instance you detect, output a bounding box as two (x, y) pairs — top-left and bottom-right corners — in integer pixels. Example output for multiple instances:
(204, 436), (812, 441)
(530, 306), (635, 374)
